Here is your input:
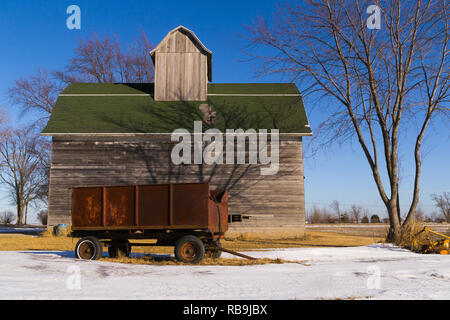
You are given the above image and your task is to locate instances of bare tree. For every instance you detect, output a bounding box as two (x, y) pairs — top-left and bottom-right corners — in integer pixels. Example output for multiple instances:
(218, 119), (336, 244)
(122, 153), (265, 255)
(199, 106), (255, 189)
(9, 32), (155, 121)
(307, 205), (337, 223)
(36, 209), (48, 226)
(0, 129), (48, 225)
(431, 192), (450, 222)
(68, 33), (118, 83)
(56, 32), (155, 84)
(414, 205), (425, 221)
(350, 205), (363, 223)
(0, 107), (9, 126)
(245, 0), (449, 242)
(0, 211), (15, 225)
(330, 200), (341, 223)
(119, 31), (155, 83)
(307, 206), (321, 223)
(7, 69), (63, 126)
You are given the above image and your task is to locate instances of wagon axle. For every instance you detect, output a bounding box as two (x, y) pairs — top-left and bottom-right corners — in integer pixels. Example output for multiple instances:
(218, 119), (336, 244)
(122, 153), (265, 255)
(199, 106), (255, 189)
(74, 234), (255, 263)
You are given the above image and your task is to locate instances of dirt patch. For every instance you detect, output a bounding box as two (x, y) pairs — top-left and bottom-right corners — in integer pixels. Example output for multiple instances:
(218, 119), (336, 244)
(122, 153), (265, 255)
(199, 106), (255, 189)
(22, 264), (50, 272)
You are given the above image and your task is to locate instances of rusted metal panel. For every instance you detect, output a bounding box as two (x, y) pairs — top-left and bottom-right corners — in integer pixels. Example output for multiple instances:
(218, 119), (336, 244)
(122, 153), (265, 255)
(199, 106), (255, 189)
(209, 189), (229, 234)
(103, 186), (135, 226)
(138, 184), (169, 227)
(172, 183), (209, 227)
(72, 187), (102, 227)
(71, 183), (228, 235)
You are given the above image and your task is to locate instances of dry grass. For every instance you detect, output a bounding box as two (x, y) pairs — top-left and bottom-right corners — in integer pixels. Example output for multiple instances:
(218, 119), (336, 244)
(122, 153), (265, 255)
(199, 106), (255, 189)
(397, 220), (450, 254)
(100, 255), (306, 266)
(397, 219), (426, 252)
(225, 228), (307, 240)
(0, 230), (381, 252)
(222, 230), (382, 250)
(0, 233), (78, 251)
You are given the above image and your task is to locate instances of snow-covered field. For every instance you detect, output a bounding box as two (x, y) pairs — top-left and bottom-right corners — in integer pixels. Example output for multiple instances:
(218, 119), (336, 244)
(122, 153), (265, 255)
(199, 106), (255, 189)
(0, 244), (448, 300)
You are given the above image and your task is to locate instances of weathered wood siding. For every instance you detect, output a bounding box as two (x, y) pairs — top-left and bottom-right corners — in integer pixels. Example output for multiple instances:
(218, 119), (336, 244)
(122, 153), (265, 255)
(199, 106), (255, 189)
(154, 30), (208, 101)
(47, 135), (305, 233)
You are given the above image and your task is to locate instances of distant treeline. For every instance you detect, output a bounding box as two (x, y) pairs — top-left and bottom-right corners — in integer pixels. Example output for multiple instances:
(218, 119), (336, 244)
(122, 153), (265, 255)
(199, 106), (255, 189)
(306, 201), (448, 224)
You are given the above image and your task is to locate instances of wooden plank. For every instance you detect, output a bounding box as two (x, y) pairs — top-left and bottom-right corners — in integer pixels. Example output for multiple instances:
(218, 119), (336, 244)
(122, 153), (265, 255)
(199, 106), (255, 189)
(135, 185), (139, 226)
(175, 31), (186, 52)
(158, 35), (169, 53)
(155, 53), (166, 100)
(192, 53), (200, 100)
(180, 53), (186, 100)
(169, 184), (173, 226)
(167, 33), (175, 53)
(174, 53), (181, 100)
(169, 53), (176, 100)
(200, 54), (207, 100)
(184, 53), (192, 100)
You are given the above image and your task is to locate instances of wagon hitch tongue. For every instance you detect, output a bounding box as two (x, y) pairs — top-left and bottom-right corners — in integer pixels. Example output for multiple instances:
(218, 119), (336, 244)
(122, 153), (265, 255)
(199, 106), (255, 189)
(217, 246), (257, 260)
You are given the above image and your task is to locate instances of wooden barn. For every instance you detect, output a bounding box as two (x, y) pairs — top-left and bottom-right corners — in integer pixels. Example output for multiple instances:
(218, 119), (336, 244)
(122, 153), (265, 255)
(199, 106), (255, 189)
(41, 26), (312, 234)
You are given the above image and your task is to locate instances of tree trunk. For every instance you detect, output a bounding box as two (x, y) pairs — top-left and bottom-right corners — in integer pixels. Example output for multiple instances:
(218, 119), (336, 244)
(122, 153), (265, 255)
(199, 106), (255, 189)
(16, 204), (24, 226)
(24, 205), (28, 225)
(386, 205), (402, 243)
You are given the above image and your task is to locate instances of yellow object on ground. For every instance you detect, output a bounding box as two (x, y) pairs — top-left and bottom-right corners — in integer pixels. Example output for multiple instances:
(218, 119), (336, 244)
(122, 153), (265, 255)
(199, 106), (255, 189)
(413, 227), (450, 254)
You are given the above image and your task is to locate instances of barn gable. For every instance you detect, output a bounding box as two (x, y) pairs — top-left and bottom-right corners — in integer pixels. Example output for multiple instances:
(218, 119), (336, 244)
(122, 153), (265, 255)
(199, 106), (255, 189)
(150, 26), (212, 101)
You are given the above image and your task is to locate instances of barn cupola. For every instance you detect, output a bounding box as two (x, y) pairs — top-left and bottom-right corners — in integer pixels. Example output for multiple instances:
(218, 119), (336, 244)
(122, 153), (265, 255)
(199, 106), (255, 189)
(150, 26), (212, 101)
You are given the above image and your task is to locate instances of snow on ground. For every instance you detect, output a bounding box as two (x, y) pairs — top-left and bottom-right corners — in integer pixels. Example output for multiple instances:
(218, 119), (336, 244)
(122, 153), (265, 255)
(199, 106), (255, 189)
(0, 244), (448, 300)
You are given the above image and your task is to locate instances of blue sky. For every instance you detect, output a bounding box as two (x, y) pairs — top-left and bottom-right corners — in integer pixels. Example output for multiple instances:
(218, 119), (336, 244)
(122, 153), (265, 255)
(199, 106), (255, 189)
(0, 0), (448, 222)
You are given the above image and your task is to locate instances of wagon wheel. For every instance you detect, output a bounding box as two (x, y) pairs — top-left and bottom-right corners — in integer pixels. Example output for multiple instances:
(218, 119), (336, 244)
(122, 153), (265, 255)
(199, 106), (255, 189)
(205, 241), (222, 259)
(108, 240), (131, 258)
(174, 235), (205, 264)
(75, 236), (103, 260)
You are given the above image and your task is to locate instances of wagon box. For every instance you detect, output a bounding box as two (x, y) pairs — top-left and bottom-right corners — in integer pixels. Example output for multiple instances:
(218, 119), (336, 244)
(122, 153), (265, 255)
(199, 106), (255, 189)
(70, 182), (228, 263)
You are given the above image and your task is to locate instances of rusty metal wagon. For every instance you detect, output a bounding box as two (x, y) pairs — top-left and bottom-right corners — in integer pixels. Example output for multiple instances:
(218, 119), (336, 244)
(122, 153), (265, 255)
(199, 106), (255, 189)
(70, 182), (228, 263)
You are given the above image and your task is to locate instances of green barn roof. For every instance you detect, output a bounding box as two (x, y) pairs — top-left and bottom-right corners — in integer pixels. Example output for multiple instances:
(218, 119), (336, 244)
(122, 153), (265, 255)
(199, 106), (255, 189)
(41, 83), (312, 135)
